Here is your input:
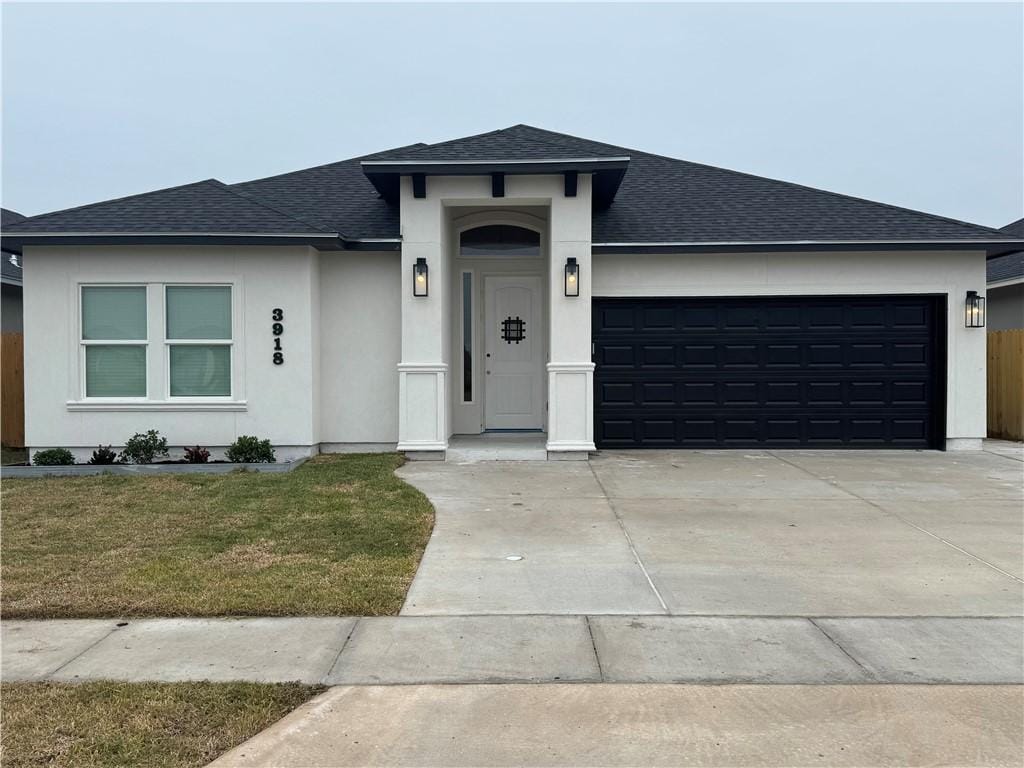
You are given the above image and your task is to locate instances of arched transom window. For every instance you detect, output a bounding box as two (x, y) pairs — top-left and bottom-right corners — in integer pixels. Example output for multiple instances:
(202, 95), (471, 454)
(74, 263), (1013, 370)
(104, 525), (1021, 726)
(459, 225), (540, 257)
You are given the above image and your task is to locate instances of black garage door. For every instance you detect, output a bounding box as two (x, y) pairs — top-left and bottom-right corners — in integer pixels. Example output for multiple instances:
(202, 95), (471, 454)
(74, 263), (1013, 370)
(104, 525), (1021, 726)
(593, 295), (945, 449)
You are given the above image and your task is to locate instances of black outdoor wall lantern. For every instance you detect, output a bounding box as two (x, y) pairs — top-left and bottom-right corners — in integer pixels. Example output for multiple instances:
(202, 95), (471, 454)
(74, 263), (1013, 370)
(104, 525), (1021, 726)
(564, 257), (580, 297)
(413, 257), (428, 297)
(965, 290), (985, 328)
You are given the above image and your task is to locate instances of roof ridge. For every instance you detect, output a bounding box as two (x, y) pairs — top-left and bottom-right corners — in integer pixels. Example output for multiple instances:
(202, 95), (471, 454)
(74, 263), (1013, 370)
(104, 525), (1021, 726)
(2, 179), (223, 230)
(400, 126), (520, 155)
(508, 124), (634, 156)
(213, 181), (333, 235)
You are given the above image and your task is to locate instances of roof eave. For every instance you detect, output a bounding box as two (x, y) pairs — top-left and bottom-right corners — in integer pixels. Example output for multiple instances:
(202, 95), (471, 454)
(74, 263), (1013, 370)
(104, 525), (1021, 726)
(0, 231), (346, 253)
(592, 239), (1024, 258)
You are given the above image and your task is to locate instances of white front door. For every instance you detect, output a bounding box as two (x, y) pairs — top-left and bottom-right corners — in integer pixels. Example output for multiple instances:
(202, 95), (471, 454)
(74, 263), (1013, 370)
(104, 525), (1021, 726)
(484, 275), (544, 430)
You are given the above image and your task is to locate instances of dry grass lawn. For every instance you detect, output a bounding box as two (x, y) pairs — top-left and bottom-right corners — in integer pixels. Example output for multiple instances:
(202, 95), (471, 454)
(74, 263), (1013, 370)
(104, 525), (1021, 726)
(1, 453), (434, 617)
(0, 681), (322, 768)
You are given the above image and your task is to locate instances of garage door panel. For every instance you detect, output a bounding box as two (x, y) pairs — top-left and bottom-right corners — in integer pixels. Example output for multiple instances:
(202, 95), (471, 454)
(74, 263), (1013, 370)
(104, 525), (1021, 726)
(593, 296), (943, 449)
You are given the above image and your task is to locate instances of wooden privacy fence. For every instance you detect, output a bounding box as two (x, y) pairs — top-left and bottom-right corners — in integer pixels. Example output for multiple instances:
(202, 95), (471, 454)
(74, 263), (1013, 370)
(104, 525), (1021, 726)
(2, 332), (25, 448)
(987, 329), (1024, 442)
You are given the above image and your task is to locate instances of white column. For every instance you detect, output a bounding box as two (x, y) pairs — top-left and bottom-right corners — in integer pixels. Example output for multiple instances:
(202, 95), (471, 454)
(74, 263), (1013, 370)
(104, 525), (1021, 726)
(397, 178), (448, 456)
(547, 174), (595, 458)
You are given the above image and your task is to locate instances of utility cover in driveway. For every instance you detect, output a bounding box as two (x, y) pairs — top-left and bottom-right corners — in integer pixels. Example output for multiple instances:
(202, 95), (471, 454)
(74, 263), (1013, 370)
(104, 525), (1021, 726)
(593, 295), (944, 449)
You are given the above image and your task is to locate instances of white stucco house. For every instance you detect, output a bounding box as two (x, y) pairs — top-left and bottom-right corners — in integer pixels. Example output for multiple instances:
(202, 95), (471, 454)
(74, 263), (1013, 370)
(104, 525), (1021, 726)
(2, 125), (1021, 461)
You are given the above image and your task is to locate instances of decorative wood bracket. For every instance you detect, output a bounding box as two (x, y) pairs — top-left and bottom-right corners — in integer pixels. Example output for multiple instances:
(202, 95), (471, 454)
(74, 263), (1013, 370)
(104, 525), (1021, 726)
(564, 171), (578, 197)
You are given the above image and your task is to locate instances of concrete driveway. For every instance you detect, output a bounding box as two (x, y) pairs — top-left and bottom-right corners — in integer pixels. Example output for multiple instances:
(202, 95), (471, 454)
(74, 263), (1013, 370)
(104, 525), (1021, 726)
(397, 445), (1023, 616)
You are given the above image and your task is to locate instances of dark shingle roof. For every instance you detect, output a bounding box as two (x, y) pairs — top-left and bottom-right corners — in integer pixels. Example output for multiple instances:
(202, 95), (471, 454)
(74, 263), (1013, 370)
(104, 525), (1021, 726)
(371, 126), (626, 162)
(232, 151), (412, 240)
(1001, 217), (1024, 237)
(240, 125), (1014, 243)
(3, 126), (1018, 250)
(2, 208), (26, 228)
(988, 252), (1024, 283)
(988, 219), (1024, 283)
(2, 180), (329, 235)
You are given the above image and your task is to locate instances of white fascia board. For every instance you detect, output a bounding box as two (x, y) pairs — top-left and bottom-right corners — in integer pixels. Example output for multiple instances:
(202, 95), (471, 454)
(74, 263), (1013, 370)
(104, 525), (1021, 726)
(987, 276), (1024, 289)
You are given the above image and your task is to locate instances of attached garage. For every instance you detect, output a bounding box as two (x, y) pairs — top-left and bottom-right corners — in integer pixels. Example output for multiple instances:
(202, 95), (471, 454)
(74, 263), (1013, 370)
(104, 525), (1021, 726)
(593, 295), (946, 449)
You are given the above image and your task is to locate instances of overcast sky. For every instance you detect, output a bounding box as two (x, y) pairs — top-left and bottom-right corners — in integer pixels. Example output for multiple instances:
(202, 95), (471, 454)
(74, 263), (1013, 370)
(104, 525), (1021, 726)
(2, 2), (1021, 228)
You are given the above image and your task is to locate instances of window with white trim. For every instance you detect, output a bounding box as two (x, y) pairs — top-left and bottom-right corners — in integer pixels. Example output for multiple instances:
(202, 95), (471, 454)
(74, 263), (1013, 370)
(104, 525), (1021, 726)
(81, 286), (148, 397)
(165, 286), (232, 397)
(79, 283), (233, 400)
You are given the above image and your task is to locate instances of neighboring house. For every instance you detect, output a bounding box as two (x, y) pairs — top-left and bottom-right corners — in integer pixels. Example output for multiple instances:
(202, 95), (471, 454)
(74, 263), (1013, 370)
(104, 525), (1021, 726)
(2, 125), (1022, 460)
(1, 208), (26, 332)
(987, 218), (1024, 330)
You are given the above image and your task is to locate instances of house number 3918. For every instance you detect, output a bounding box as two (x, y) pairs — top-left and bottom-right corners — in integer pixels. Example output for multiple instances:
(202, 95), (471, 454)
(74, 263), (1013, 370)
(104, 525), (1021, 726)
(272, 308), (284, 365)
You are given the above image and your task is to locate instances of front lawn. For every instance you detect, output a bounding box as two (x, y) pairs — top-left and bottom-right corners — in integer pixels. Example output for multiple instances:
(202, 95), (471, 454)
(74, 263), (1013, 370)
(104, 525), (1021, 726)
(0, 453), (433, 617)
(0, 681), (322, 768)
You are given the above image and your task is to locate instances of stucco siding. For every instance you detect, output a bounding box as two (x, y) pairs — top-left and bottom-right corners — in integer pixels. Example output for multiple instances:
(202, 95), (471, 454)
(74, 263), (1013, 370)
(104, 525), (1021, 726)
(22, 245), (319, 458)
(318, 251), (401, 444)
(593, 249), (988, 443)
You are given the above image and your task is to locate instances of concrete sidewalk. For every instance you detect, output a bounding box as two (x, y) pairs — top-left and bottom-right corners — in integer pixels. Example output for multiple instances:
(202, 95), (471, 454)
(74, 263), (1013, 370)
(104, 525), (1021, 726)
(3, 615), (1021, 685)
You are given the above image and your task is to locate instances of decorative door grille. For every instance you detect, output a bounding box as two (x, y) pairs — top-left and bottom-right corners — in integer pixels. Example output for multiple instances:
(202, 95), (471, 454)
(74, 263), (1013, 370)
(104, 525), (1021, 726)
(501, 315), (526, 344)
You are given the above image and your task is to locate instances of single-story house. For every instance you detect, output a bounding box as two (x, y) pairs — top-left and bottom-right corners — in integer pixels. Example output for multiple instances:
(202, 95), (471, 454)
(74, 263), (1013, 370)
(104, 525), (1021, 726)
(1, 208), (26, 332)
(987, 218), (1024, 331)
(2, 125), (1022, 461)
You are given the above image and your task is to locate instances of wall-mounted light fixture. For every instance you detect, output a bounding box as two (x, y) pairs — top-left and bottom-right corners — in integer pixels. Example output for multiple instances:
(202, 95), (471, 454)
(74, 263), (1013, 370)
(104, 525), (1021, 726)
(413, 257), (428, 297)
(564, 257), (579, 297)
(965, 290), (985, 328)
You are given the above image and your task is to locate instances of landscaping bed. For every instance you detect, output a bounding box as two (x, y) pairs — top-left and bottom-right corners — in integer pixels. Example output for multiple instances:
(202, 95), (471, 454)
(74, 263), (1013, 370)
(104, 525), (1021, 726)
(1, 453), (434, 617)
(1, 458), (307, 478)
(0, 681), (323, 768)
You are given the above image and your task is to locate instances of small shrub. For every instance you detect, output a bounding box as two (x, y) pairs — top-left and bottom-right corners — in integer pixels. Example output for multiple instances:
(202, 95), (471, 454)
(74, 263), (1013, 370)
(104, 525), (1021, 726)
(225, 435), (276, 464)
(119, 429), (169, 465)
(184, 445), (210, 464)
(32, 448), (75, 466)
(88, 445), (118, 465)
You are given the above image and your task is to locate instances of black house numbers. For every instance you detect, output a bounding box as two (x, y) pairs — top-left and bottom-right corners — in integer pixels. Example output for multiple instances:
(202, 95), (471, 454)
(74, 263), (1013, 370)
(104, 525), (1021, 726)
(501, 315), (526, 344)
(272, 308), (285, 365)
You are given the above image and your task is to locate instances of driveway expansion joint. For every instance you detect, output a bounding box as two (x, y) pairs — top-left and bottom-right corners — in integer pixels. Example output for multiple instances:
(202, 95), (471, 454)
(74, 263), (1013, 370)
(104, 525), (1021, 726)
(587, 462), (670, 614)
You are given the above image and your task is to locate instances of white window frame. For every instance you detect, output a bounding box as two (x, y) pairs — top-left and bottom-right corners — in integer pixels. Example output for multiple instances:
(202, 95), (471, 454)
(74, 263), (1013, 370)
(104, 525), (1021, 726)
(79, 283), (149, 402)
(164, 283), (234, 401)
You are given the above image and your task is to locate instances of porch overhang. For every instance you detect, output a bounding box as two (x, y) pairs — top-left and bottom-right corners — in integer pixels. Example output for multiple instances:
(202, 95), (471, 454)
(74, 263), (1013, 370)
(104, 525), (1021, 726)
(360, 157), (630, 209)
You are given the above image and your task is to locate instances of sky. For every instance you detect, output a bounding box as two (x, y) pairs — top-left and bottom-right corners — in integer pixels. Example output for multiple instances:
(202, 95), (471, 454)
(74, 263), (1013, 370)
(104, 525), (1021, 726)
(2, 1), (1022, 228)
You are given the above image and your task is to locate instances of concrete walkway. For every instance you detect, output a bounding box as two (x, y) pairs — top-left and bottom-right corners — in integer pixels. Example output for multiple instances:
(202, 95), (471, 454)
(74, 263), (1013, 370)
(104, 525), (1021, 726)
(3, 615), (1021, 685)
